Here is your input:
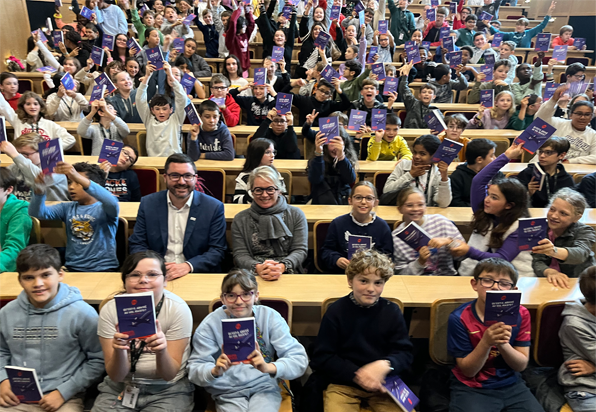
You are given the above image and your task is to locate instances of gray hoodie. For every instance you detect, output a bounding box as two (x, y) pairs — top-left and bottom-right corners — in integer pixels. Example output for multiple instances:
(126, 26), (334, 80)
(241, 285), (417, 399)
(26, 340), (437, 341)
(8, 155), (69, 202)
(0, 284), (104, 401)
(558, 300), (596, 394)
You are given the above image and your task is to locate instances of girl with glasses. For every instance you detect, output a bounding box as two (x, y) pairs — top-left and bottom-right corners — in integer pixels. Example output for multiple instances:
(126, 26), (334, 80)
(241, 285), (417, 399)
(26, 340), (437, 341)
(92, 251), (195, 412)
(321, 181), (394, 273)
(232, 166), (308, 278)
(188, 269), (308, 411)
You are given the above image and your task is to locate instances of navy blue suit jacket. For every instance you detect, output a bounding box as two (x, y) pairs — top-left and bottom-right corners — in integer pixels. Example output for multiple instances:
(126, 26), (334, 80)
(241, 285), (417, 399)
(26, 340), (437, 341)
(129, 190), (227, 272)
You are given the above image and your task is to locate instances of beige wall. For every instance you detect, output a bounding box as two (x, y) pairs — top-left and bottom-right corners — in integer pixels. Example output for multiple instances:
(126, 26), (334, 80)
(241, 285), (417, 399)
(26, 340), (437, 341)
(1, 0), (31, 71)
(528, 0), (596, 33)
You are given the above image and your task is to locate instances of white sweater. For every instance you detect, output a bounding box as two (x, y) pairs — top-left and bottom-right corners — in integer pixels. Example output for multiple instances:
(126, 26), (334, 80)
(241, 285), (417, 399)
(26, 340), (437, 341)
(45, 93), (89, 122)
(383, 160), (452, 207)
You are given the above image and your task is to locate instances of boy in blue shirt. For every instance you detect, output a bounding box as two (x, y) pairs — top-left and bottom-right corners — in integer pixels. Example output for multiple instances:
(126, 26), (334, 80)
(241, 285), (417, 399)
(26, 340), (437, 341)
(29, 162), (120, 272)
(494, 1), (556, 48)
(447, 257), (543, 412)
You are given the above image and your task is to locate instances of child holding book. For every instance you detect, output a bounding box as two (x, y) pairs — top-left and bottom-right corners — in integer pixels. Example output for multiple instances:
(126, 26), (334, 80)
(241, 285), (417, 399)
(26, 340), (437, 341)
(511, 55), (554, 106)
(77, 98), (130, 156)
(321, 181), (394, 273)
(131, 0), (165, 45)
(507, 94), (543, 130)
(447, 257), (541, 412)
(393, 187), (465, 276)
(188, 269), (308, 410)
(499, 41), (519, 85)
(429, 63), (468, 104)
(467, 90), (515, 130)
(309, 249), (413, 410)
(136, 28), (172, 101)
(398, 62), (439, 128)
(195, 8), (219, 58)
(558, 267), (596, 412)
(435, 114), (471, 162)
(225, 5), (255, 76)
(0, 244), (104, 410)
(108, 71), (143, 123)
(92, 250), (195, 412)
(29, 161), (120, 272)
(209, 74), (241, 127)
(187, 100), (235, 161)
(552, 25), (586, 50)
(350, 79), (397, 125)
(44, 77), (90, 122)
(383, 134), (452, 207)
(366, 113), (412, 162)
(230, 83), (276, 126)
(467, 59), (512, 104)
(292, 78), (352, 126)
(495, 1), (556, 48)
(254, 108), (301, 159)
(387, 0), (416, 46)
(0, 168), (31, 273)
(101, 145), (142, 203)
(531, 188), (596, 286)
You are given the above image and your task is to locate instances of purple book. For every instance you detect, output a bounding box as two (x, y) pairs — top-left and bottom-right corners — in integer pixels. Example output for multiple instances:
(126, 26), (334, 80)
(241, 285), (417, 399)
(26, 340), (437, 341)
(102, 34), (114, 51)
(32, 29), (48, 43)
(5, 367), (43, 404)
(384, 376), (420, 412)
(535, 33), (551, 52)
(36, 66), (57, 73)
(421, 41), (431, 50)
(180, 73), (195, 94)
(52, 31), (63, 46)
(480, 64), (493, 82)
(182, 13), (196, 25)
(347, 235), (372, 259)
(543, 82), (559, 102)
(348, 109), (367, 131)
(0, 116), (6, 142)
(282, 5), (293, 18)
(354, 1), (365, 12)
(424, 109), (447, 133)
(89, 84), (106, 103)
(172, 37), (185, 54)
(514, 117), (557, 154)
(126, 37), (142, 55)
(371, 63), (386, 80)
(271, 46), (284, 63)
(404, 40), (416, 48)
(440, 27), (451, 39)
(98, 139), (124, 165)
(314, 31), (331, 50)
(60, 73), (76, 91)
(383, 77), (398, 95)
(367, 46), (378, 64)
(275, 93), (293, 115)
(431, 0), (439, 6)
(319, 116), (339, 144)
(485, 291), (522, 327)
(222, 317), (256, 363)
(483, 52), (495, 66)
(55, 0), (63, 5)
(80, 6), (94, 20)
(449, 51), (462, 69)
(492, 33), (503, 47)
(146, 46), (164, 70)
(371, 109), (387, 131)
(254, 68), (267, 86)
(91, 46), (104, 66)
(432, 138), (464, 165)
(184, 103), (201, 125)
(442, 37), (454, 52)
(478, 11), (493, 21)
(450, 1), (457, 14)
(552, 45), (568, 62)
(378, 20), (388, 34)
(426, 8), (436, 22)
(395, 221), (431, 251)
(38, 139), (63, 175)
(94, 73), (116, 94)
(574, 38), (586, 50)
(517, 217), (548, 251)
(532, 163), (546, 191)
(114, 292), (157, 339)
(320, 64), (340, 82)
(330, 5), (341, 21)
(289, 0), (300, 5)
(139, 4), (149, 16)
(405, 45), (421, 64)
(480, 89), (494, 108)
(210, 97), (226, 107)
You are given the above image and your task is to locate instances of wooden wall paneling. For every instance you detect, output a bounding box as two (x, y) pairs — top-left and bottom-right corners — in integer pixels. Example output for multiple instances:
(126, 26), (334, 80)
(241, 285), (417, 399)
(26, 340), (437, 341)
(1, 0), (31, 71)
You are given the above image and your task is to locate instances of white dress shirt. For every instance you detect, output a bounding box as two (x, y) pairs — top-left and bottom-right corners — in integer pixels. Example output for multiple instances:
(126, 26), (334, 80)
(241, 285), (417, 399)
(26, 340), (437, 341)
(165, 191), (194, 272)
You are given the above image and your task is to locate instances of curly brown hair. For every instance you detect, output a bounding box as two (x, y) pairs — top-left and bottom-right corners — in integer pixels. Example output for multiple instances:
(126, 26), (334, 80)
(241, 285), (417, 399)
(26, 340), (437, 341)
(16, 91), (46, 123)
(346, 249), (394, 283)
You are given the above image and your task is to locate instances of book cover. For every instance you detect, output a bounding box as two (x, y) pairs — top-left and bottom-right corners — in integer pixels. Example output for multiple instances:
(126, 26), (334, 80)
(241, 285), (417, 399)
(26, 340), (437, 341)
(52, 31), (63, 46)
(5, 367), (43, 403)
(139, 4), (149, 16)
(179, 73), (195, 95)
(431, 138), (464, 165)
(347, 235), (372, 259)
(485, 291), (522, 327)
(517, 217), (548, 251)
(254, 68), (267, 86)
(480, 89), (494, 108)
(80, 6), (94, 20)
(440, 27), (451, 40)
(480, 64), (493, 82)
(91, 46), (104, 66)
(378, 20), (388, 34)
(478, 11), (493, 21)
(114, 292), (157, 339)
(514, 118), (557, 154)
(210, 97), (226, 107)
(532, 163), (546, 191)
(384, 375), (420, 412)
(535, 33), (551, 52)
(282, 5), (293, 18)
(319, 116), (339, 144)
(89, 84), (106, 103)
(60, 73), (76, 91)
(222, 317), (256, 363)
(449, 51), (462, 69)
(358, 10), (365, 26)
(442, 36), (454, 52)
(426, 8), (436, 22)
(271, 46), (285, 63)
(354, 1), (365, 12)
(483, 52), (495, 66)
(383, 77), (398, 95)
(424, 109), (447, 133)
(275, 93), (293, 115)
(367, 46), (378, 64)
(36, 66), (57, 73)
(182, 13), (196, 25)
(102, 34), (114, 51)
(32, 29), (48, 43)
(330, 5), (341, 21)
(38, 139), (63, 175)
(313, 31), (331, 50)
(98, 139), (124, 165)
(55, 0), (63, 5)
(404, 40), (416, 48)
(184, 102), (201, 125)
(126, 37), (142, 55)
(94, 72), (116, 94)
(371, 63), (386, 80)
(431, 0), (439, 6)
(574, 38), (586, 50)
(146, 46), (164, 70)
(405, 45), (421, 64)
(347, 109), (367, 131)
(289, 0), (300, 5)
(552, 45), (568, 62)
(421, 41), (431, 50)
(492, 33), (503, 47)
(395, 221), (432, 252)
(450, 1), (457, 14)
(172, 37), (185, 54)
(320, 64), (340, 82)
(371, 109), (387, 131)
(542, 82), (559, 101)
(0, 116), (6, 142)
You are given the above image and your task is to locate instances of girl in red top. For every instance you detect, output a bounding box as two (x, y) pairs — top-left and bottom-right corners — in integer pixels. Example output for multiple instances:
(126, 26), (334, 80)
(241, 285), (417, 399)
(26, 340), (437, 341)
(551, 25), (586, 50)
(0, 73), (21, 111)
(225, 3), (255, 77)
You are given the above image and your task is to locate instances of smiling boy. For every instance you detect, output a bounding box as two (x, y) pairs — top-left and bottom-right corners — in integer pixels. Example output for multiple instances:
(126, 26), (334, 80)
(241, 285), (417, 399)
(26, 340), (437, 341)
(367, 113), (412, 161)
(467, 59), (512, 104)
(187, 100), (235, 161)
(398, 61), (439, 129)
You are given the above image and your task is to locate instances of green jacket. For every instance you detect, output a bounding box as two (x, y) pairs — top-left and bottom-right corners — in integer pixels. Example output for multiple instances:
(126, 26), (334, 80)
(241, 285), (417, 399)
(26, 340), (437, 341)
(387, 0), (416, 46)
(131, 9), (165, 46)
(455, 28), (475, 47)
(0, 194), (32, 272)
(507, 109), (534, 130)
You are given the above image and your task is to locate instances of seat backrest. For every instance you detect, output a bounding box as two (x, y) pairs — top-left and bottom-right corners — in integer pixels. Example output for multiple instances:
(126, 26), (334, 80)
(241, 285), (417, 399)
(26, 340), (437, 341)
(304, 138), (316, 160)
(196, 168), (226, 202)
(322, 297), (404, 319)
(0, 297), (18, 309)
(505, 172), (519, 178)
(373, 171), (391, 197)
(41, 80), (50, 93)
(313, 220), (332, 273)
(18, 79), (33, 93)
(396, 110), (407, 125)
(209, 297), (293, 329)
(360, 137), (371, 160)
(534, 301), (569, 367)
(230, 133), (237, 150)
(566, 57), (590, 66)
(430, 298), (471, 365)
(29, 217), (41, 245)
(393, 220), (402, 230)
(278, 169), (293, 200)
(246, 133), (254, 147)
(117, 217), (128, 267)
(131, 167), (160, 196)
(573, 173), (587, 184)
(136, 131), (148, 156)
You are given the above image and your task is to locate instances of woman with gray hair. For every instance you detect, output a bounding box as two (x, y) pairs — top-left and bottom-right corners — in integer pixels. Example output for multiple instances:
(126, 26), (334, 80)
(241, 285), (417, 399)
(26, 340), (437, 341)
(231, 166), (308, 279)
(532, 187), (596, 288)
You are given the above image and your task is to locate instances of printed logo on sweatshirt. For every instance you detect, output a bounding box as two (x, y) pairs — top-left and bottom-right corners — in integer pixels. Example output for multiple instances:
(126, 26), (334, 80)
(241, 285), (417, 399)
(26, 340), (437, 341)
(20, 128), (50, 140)
(105, 178), (129, 198)
(13, 326), (58, 340)
(250, 102), (271, 118)
(200, 139), (221, 152)
(565, 135), (592, 159)
(70, 214), (96, 243)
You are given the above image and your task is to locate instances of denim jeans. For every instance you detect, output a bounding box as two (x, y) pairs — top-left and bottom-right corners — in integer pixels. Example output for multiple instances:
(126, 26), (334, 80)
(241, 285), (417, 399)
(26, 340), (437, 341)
(566, 391), (596, 412)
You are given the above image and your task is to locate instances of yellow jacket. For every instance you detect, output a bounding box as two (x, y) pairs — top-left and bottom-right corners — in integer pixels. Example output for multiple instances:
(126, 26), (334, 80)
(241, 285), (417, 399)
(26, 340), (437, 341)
(367, 136), (413, 161)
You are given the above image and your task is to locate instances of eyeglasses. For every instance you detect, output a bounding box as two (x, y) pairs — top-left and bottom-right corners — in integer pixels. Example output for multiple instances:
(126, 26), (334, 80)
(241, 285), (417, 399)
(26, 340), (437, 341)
(265, 149), (278, 156)
(537, 149), (557, 156)
(272, 119), (287, 124)
(126, 273), (162, 282)
(211, 86), (227, 91)
(122, 151), (136, 163)
(569, 74), (586, 80)
(317, 89), (333, 96)
(477, 277), (514, 290)
(166, 173), (196, 181)
(571, 112), (592, 118)
(222, 290), (255, 302)
(352, 195), (375, 203)
(251, 186), (279, 195)
(447, 125), (463, 131)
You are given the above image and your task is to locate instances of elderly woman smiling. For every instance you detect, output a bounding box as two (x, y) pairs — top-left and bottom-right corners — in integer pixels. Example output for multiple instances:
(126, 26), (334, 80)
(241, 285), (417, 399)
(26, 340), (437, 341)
(231, 166), (308, 280)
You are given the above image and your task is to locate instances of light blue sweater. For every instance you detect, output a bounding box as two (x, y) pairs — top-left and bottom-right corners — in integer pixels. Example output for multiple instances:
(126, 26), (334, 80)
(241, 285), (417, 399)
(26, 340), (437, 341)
(187, 305), (308, 396)
(95, 5), (128, 36)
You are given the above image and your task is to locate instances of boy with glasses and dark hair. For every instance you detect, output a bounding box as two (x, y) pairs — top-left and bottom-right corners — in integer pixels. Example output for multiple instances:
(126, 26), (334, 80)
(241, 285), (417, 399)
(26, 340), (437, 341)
(448, 257), (543, 412)
(292, 78), (352, 126)
(101, 145), (142, 202)
(187, 100), (235, 161)
(253, 108), (301, 159)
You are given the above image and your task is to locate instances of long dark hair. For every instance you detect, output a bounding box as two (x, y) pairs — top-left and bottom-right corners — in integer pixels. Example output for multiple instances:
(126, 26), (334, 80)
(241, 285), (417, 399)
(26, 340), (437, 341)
(242, 138), (275, 172)
(472, 177), (530, 249)
(222, 54), (243, 79)
(113, 33), (130, 61)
